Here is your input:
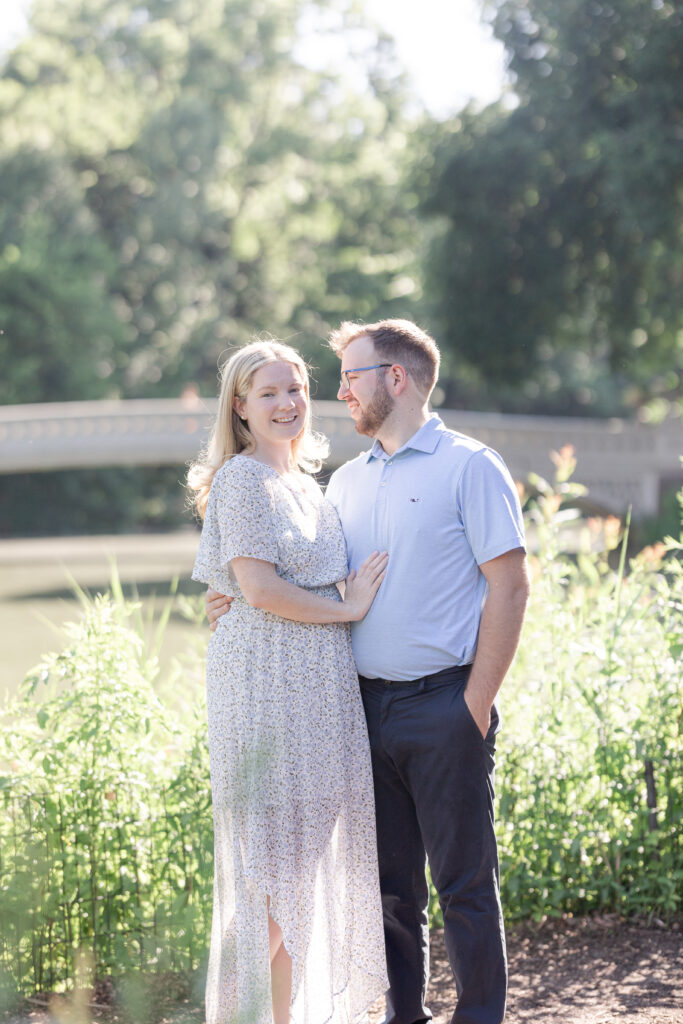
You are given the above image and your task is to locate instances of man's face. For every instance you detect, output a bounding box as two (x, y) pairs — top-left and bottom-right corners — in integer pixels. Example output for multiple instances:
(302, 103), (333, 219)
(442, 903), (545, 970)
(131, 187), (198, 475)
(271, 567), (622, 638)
(337, 335), (394, 436)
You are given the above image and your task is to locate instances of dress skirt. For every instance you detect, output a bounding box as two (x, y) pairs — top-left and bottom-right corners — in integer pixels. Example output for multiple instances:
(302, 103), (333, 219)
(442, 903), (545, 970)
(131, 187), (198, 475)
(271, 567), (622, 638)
(205, 592), (387, 1024)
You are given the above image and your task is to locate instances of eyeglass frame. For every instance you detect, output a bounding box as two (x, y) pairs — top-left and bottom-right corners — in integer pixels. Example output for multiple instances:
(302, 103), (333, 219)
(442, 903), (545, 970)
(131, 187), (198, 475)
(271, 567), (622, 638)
(340, 363), (393, 391)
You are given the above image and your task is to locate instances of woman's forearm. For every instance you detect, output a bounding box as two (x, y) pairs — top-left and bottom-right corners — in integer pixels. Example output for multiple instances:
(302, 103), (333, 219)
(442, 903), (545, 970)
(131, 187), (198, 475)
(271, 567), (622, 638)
(231, 557), (358, 623)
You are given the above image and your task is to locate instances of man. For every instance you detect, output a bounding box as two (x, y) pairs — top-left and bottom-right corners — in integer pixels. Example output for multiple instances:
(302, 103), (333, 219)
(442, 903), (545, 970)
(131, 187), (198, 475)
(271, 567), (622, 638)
(207, 319), (529, 1024)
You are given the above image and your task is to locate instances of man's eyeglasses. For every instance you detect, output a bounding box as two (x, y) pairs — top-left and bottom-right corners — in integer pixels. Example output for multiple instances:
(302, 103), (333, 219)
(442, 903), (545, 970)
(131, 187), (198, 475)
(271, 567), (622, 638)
(340, 363), (392, 391)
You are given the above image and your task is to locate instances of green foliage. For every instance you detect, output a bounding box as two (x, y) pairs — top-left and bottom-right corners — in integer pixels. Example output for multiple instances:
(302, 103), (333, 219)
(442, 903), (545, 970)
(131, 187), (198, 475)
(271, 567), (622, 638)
(419, 0), (683, 415)
(2, 0), (681, 421)
(0, 584), (212, 1004)
(0, 0), (422, 406)
(0, 464), (190, 538)
(0, 149), (127, 404)
(1, 466), (682, 1006)
(496, 451), (683, 921)
(632, 481), (683, 552)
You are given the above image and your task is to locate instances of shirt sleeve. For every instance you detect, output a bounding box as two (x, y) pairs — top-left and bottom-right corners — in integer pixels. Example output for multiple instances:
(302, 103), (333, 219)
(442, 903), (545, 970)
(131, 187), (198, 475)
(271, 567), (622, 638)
(457, 448), (526, 566)
(191, 458), (279, 588)
(214, 458), (279, 564)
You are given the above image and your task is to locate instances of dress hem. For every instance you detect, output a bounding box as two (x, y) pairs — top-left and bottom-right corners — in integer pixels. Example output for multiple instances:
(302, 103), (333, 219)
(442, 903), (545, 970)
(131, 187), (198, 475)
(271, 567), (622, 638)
(265, 885), (388, 1024)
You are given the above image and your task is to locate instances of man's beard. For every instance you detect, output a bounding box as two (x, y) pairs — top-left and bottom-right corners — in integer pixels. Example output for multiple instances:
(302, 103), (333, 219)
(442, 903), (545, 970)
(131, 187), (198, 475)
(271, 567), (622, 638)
(355, 379), (394, 436)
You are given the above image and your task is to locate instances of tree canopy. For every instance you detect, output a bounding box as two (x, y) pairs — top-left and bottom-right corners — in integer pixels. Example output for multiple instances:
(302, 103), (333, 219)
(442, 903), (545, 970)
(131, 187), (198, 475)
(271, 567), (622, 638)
(0, 0), (421, 404)
(1, 0), (681, 418)
(419, 0), (683, 415)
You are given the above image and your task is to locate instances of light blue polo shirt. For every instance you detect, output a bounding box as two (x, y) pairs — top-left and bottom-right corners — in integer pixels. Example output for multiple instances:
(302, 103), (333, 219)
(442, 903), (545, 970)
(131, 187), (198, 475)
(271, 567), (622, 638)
(325, 415), (525, 681)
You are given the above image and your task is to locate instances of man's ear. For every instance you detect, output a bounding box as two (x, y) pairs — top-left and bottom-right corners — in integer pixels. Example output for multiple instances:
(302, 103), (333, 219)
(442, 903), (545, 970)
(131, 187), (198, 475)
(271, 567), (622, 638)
(388, 364), (409, 395)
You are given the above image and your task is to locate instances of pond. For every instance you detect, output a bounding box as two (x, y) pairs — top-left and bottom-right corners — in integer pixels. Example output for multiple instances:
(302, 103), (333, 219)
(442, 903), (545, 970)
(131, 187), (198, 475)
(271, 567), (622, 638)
(0, 531), (206, 700)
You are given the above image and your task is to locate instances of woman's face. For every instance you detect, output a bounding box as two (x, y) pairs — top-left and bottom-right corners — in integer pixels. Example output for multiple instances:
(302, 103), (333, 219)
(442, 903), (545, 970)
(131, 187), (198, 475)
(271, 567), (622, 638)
(234, 360), (308, 453)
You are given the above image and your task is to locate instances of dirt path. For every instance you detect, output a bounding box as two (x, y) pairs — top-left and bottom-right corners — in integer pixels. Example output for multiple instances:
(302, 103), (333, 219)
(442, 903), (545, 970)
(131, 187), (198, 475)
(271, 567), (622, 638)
(369, 918), (682, 1024)
(5, 919), (681, 1024)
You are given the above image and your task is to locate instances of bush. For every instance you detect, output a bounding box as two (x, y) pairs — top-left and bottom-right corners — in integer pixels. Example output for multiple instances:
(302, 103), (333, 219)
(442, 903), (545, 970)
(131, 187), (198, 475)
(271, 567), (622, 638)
(0, 583), (212, 1011)
(497, 448), (683, 922)
(1, 458), (681, 1007)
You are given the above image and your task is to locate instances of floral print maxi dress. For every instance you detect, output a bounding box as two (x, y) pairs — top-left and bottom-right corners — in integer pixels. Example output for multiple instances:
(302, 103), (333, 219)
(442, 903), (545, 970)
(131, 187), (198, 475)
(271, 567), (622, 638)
(192, 455), (387, 1024)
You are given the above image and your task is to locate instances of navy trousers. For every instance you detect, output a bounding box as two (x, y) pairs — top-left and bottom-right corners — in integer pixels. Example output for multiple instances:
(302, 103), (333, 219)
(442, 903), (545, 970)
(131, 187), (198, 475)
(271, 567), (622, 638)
(359, 666), (507, 1024)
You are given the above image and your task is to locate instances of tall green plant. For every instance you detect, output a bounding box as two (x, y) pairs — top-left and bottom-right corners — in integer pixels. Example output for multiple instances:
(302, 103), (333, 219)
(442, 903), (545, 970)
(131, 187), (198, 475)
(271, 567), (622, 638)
(497, 448), (683, 920)
(0, 585), (212, 1006)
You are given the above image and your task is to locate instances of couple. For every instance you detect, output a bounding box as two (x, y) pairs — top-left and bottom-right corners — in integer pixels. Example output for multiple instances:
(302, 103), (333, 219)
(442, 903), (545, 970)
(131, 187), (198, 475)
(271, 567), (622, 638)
(188, 319), (529, 1024)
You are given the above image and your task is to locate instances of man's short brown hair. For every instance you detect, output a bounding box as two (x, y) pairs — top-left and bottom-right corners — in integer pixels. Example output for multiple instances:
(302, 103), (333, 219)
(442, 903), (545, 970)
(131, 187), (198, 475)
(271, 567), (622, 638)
(329, 319), (440, 398)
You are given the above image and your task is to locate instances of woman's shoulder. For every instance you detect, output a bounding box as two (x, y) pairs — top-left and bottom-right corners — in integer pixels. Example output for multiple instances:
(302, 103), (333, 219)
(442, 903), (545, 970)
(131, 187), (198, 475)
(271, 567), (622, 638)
(205, 456), (276, 515)
(210, 456), (280, 516)
(213, 454), (275, 487)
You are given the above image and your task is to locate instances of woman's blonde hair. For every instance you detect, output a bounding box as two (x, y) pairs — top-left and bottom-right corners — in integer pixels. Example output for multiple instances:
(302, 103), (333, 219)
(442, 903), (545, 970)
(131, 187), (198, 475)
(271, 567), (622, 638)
(187, 340), (329, 519)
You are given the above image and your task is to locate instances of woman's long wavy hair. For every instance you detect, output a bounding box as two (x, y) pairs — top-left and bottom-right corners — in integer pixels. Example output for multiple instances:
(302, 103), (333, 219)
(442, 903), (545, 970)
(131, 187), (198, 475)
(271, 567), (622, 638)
(187, 340), (329, 519)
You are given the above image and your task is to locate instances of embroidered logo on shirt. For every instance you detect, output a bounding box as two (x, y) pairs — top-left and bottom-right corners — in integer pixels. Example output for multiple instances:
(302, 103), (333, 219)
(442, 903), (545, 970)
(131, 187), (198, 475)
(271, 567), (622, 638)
(409, 497), (420, 502)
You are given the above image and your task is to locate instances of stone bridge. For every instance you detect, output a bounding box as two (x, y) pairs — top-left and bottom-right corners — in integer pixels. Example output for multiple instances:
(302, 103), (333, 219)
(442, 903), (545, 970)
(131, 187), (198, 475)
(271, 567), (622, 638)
(1, 398), (681, 519)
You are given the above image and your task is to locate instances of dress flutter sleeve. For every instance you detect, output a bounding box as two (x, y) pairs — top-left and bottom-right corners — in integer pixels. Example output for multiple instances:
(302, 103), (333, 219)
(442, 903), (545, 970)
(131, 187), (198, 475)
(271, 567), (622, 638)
(191, 457), (279, 592)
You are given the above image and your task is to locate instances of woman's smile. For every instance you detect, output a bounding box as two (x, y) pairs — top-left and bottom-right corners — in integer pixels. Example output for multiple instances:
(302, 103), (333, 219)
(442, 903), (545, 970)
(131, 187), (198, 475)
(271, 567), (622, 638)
(234, 360), (308, 462)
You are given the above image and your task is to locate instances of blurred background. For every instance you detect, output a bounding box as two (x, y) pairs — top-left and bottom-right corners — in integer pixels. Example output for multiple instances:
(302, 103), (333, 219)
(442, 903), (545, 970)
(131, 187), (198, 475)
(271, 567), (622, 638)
(1, 0), (682, 686)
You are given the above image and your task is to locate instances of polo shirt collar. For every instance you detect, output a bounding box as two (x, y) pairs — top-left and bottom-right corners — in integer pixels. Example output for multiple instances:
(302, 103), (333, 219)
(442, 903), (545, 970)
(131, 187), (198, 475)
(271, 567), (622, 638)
(366, 414), (444, 462)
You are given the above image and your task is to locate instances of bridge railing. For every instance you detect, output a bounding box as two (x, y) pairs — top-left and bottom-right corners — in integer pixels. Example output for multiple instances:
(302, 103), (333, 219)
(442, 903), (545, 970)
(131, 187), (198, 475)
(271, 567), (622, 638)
(1, 398), (681, 517)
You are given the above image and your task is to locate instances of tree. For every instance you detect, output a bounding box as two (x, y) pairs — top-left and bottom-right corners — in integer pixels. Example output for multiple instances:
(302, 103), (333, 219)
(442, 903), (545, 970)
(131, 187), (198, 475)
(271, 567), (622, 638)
(0, 149), (126, 404)
(419, 0), (683, 415)
(0, 0), (423, 405)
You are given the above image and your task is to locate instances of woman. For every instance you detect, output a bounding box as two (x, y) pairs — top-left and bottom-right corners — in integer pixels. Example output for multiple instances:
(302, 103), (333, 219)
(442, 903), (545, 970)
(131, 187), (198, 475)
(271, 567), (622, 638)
(188, 340), (388, 1024)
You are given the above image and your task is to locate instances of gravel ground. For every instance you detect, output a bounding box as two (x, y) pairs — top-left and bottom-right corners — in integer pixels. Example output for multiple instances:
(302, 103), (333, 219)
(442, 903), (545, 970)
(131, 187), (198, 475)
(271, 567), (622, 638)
(4, 918), (681, 1024)
(370, 918), (683, 1024)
